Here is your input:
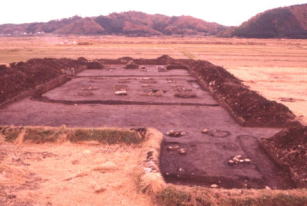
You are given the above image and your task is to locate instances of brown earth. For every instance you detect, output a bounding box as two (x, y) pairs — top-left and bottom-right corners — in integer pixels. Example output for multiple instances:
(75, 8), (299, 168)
(261, 125), (307, 187)
(0, 58), (103, 105)
(0, 56), (303, 190)
(0, 140), (154, 206)
(0, 56), (298, 127)
(0, 36), (307, 205)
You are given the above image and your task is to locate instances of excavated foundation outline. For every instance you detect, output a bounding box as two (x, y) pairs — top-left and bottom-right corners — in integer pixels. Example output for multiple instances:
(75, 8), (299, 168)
(32, 96), (220, 107)
(0, 56), (302, 190)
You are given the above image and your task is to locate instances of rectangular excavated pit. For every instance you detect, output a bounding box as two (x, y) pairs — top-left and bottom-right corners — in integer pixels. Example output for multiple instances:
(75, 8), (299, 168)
(0, 60), (297, 190)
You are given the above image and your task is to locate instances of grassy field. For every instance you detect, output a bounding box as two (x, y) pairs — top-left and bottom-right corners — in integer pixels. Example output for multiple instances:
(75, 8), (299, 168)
(1, 35), (306, 124)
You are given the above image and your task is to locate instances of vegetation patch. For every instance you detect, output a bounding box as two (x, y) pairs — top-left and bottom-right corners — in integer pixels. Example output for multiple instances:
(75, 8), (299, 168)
(0, 126), (24, 142)
(0, 126), (144, 144)
(154, 186), (307, 206)
(23, 127), (65, 143)
(68, 128), (143, 144)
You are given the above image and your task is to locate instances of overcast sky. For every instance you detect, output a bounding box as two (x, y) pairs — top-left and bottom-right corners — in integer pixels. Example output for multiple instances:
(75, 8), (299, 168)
(0, 0), (306, 26)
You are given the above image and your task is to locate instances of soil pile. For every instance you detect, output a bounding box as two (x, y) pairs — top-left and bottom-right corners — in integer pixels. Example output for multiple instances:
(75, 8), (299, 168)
(261, 126), (307, 187)
(188, 60), (298, 127)
(0, 58), (98, 105)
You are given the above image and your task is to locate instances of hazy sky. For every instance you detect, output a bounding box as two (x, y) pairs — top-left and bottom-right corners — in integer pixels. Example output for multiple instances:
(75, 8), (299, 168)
(0, 0), (306, 26)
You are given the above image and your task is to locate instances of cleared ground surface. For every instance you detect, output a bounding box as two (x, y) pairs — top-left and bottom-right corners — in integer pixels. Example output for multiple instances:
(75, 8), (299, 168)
(0, 65), (292, 189)
(42, 66), (217, 105)
(0, 36), (306, 124)
(0, 141), (153, 206)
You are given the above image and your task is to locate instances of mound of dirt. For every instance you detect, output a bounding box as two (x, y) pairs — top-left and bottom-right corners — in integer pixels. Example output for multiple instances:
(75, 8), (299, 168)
(86, 61), (104, 69)
(166, 64), (188, 70)
(261, 126), (307, 187)
(187, 60), (298, 127)
(0, 64), (7, 71)
(155, 55), (175, 65)
(0, 58), (90, 105)
(125, 61), (139, 69)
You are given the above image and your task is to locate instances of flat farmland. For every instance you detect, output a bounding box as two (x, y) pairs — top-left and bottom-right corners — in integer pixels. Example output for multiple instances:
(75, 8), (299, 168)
(0, 35), (306, 124)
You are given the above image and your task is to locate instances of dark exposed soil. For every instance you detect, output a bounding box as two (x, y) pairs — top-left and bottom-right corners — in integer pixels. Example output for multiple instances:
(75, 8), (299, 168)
(261, 126), (307, 187)
(0, 55), (303, 189)
(98, 55), (299, 127)
(186, 60), (299, 127)
(0, 57), (104, 106)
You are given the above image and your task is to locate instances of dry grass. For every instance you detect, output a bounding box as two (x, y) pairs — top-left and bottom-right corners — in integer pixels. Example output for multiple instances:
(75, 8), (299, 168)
(0, 126), (143, 144)
(155, 186), (307, 206)
(0, 127), (161, 206)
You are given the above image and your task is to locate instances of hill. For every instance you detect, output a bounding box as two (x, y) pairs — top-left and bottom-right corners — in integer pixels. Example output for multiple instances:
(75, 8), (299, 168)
(232, 4), (307, 38)
(0, 11), (226, 36)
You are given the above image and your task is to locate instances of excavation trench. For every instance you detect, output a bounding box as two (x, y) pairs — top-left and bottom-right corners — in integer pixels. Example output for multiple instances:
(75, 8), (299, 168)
(0, 59), (298, 190)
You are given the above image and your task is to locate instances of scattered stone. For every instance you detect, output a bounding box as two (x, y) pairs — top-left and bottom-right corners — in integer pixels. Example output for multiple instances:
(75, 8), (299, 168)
(178, 168), (184, 173)
(209, 81), (216, 86)
(166, 130), (186, 137)
(201, 128), (231, 138)
(114, 90), (127, 96)
(227, 159), (235, 166)
(201, 128), (209, 134)
(210, 184), (219, 188)
(178, 148), (187, 155)
(265, 186), (272, 190)
(167, 145), (180, 151)
(228, 155), (251, 166)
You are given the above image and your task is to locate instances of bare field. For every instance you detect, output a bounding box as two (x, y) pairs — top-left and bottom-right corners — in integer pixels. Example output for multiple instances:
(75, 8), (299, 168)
(0, 142), (154, 206)
(1, 36), (307, 206)
(0, 35), (306, 124)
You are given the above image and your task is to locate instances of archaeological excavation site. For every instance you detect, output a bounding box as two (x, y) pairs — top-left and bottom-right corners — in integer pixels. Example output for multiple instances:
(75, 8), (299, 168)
(0, 55), (306, 206)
